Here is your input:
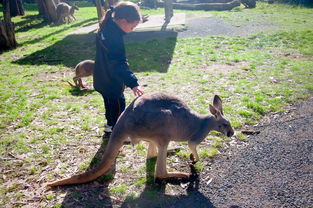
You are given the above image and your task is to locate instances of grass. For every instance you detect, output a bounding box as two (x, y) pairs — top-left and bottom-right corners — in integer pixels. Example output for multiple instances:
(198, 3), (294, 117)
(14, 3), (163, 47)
(109, 184), (127, 196)
(0, 1), (313, 207)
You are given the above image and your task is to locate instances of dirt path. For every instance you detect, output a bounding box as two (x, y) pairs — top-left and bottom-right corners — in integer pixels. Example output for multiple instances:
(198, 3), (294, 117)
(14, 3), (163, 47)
(124, 13), (279, 42)
(165, 97), (313, 207)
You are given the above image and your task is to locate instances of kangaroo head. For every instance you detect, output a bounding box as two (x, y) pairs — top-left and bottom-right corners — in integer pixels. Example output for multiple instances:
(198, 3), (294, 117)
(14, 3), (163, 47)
(209, 95), (234, 137)
(72, 5), (79, 11)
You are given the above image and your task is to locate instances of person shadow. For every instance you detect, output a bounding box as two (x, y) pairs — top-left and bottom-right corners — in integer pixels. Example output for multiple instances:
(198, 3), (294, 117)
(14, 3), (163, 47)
(121, 157), (216, 208)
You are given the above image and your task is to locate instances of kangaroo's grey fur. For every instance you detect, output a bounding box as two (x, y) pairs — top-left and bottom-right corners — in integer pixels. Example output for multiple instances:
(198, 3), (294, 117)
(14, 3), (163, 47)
(70, 60), (94, 89)
(56, 2), (79, 23)
(46, 93), (234, 187)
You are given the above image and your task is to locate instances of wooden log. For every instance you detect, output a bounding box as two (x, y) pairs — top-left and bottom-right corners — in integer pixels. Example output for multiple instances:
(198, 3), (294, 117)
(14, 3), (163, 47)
(158, 0), (240, 11)
(178, 0), (234, 3)
(171, 0), (240, 11)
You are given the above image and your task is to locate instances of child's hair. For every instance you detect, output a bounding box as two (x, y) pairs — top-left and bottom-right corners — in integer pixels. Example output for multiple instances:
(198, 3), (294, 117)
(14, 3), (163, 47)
(99, 1), (141, 32)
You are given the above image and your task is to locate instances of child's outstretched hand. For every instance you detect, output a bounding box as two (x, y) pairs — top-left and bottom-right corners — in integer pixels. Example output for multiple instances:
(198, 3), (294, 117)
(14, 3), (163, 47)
(132, 86), (144, 97)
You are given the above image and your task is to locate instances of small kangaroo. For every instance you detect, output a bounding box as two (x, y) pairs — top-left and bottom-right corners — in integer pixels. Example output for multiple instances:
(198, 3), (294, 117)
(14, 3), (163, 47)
(46, 93), (234, 187)
(56, 2), (79, 23)
(68, 60), (94, 89)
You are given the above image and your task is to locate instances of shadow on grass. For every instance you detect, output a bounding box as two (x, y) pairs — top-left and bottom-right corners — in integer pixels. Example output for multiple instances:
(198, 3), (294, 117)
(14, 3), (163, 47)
(55, 140), (116, 208)
(15, 14), (47, 33)
(14, 30), (178, 73)
(56, 143), (214, 208)
(121, 158), (215, 208)
(22, 18), (98, 45)
(126, 30), (178, 73)
(14, 33), (96, 68)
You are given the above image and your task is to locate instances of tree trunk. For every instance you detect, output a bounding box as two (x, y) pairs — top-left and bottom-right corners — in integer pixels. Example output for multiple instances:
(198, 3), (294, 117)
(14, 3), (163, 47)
(37, 0), (58, 22)
(95, 0), (104, 23)
(9, 0), (25, 17)
(36, 0), (45, 15)
(0, 0), (17, 51)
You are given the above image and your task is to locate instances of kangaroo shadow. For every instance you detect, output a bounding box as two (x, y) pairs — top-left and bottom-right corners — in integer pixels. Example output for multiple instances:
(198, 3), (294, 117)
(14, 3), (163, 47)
(51, 141), (214, 207)
(121, 158), (216, 208)
(55, 140), (116, 208)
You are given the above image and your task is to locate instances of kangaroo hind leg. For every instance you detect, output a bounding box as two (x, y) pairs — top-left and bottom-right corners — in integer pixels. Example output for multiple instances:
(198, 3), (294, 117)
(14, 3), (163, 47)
(73, 77), (79, 87)
(147, 142), (157, 159)
(155, 143), (190, 181)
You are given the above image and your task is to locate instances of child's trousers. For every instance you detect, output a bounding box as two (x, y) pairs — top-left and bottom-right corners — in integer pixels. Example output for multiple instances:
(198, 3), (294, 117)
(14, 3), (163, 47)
(102, 94), (126, 128)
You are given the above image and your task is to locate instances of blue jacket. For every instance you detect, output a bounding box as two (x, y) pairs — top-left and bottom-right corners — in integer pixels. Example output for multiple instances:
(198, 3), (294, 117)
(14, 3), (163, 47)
(93, 18), (139, 99)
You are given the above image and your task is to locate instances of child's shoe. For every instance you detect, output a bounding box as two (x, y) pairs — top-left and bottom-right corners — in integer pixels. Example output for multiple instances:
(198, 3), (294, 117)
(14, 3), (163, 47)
(103, 124), (112, 139)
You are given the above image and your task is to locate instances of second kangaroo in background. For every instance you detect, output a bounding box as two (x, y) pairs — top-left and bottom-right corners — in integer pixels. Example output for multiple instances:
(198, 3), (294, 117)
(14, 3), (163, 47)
(46, 93), (234, 187)
(68, 60), (94, 89)
(56, 2), (79, 23)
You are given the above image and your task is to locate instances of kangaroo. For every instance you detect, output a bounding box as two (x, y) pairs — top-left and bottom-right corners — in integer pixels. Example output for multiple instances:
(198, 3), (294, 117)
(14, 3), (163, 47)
(56, 2), (79, 23)
(68, 60), (94, 89)
(46, 93), (234, 187)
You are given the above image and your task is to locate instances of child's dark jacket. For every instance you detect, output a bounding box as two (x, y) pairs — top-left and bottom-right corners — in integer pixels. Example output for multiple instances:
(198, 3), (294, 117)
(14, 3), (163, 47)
(93, 19), (139, 99)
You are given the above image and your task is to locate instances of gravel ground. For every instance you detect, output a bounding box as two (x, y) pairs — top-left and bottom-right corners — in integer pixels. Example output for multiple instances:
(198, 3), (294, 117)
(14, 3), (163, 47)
(166, 98), (313, 208)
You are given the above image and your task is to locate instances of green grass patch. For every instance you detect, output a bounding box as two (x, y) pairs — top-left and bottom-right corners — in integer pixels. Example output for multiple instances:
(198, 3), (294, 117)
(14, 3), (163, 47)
(109, 184), (127, 196)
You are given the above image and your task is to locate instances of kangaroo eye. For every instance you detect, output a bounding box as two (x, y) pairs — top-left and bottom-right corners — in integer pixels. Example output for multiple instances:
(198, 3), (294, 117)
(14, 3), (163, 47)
(218, 124), (228, 128)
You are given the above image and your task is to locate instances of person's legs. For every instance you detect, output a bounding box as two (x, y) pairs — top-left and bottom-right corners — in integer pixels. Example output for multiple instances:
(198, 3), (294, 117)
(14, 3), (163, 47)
(102, 94), (126, 137)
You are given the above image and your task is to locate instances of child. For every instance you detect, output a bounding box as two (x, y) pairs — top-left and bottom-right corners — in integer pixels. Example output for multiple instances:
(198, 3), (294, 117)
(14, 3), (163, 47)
(93, 1), (144, 138)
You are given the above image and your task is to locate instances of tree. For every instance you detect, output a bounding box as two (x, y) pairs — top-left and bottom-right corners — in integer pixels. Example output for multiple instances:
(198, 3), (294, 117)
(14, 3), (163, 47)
(95, 0), (104, 22)
(0, 0), (18, 51)
(36, 0), (59, 22)
(9, 0), (25, 17)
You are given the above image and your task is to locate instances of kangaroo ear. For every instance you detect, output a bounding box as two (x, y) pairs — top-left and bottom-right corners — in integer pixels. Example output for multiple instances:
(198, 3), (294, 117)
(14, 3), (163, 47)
(213, 95), (224, 115)
(209, 104), (221, 118)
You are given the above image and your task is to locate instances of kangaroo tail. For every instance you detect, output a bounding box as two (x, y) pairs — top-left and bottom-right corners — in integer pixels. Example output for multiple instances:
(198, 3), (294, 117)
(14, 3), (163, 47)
(46, 134), (125, 187)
